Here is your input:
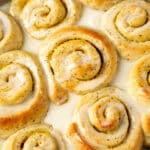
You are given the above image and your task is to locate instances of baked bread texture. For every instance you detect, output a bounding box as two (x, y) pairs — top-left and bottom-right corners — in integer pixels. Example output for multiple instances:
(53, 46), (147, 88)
(10, 0), (82, 39)
(67, 87), (143, 150)
(39, 26), (117, 104)
(101, 0), (150, 60)
(129, 54), (150, 146)
(0, 10), (23, 54)
(1, 124), (66, 150)
(129, 54), (150, 105)
(79, 0), (123, 10)
(0, 50), (49, 138)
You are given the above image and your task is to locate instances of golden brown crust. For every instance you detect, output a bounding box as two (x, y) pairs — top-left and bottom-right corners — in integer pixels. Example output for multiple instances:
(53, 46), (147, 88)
(142, 114), (150, 136)
(1, 124), (66, 150)
(101, 0), (150, 60)
(39, 26), (117, 104)
(141, 112), (150, 146)
(0, 50), (49, 138)
(128, 54), (150, 146)
(67, 87), (143, 150)
(67, 123), (95, 150)
(0, 10), (23, 54)
(138, 112), (150, 146)
(79, 0), (123, 10)
(129, 54), (150, 106)
(10, 0), (82, 39)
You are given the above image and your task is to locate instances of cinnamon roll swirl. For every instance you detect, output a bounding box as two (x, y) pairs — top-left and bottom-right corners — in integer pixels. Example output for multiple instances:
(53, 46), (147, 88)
(129, 54), (150, 105)
(129, 54), (150, 146)
(67, 87), (143, 150)
(1, 124), (66, 150)
(39, 26), (117, 104)
(79, 0), (123, 10)
(0, 10), (23, 54)
(10, 0), (81, 39)
(101, 0), (150, 60)
(0, 50), (49, 138)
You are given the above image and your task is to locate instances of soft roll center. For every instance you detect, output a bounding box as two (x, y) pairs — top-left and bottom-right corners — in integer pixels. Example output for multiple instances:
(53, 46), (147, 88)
(31, 0), (66, 28)
(0, 63), (33, 105)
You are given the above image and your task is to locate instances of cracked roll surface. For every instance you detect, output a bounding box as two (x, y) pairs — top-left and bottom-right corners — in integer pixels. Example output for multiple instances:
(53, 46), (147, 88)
(67, 87), (143, 150)
(101, 0), (150, 60)
(0, 10), (23, 54)
(39, 26), (117, 105)
(10, 0), (82, 39)
(129, 54), (150, 146)
(0, 50), (49, 138)
(79, 0), (123, 10)
(1, 124), (66, 150)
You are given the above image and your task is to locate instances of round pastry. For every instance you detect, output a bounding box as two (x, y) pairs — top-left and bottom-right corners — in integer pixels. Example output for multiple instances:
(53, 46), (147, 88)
(129, 54), (150, 106)
(128, 54), (150, 146)
(1, 124), (66, 150)
(0, 50), (49, 138)
(0, 10), (23, 54)
(39, 26), (117, 105)
(10, 0), (82, 39)
(101, 0), (150, 60)
(67, 87), (143, 150)
(79, 0), (123, 10)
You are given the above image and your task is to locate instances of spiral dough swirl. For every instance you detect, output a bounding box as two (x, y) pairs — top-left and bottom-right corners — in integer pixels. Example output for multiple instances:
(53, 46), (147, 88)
(39, 26), (117, 104)
(10, 0), (82, 39)
(1, 124), (66, 150)
(67, 87), (143, 150)
(0, 10), (23, 54)
(129, 54), (150, 105)
(0, 50), (49, 138)
(101, 0), (150, 60)
(129, 54), (150, 146)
